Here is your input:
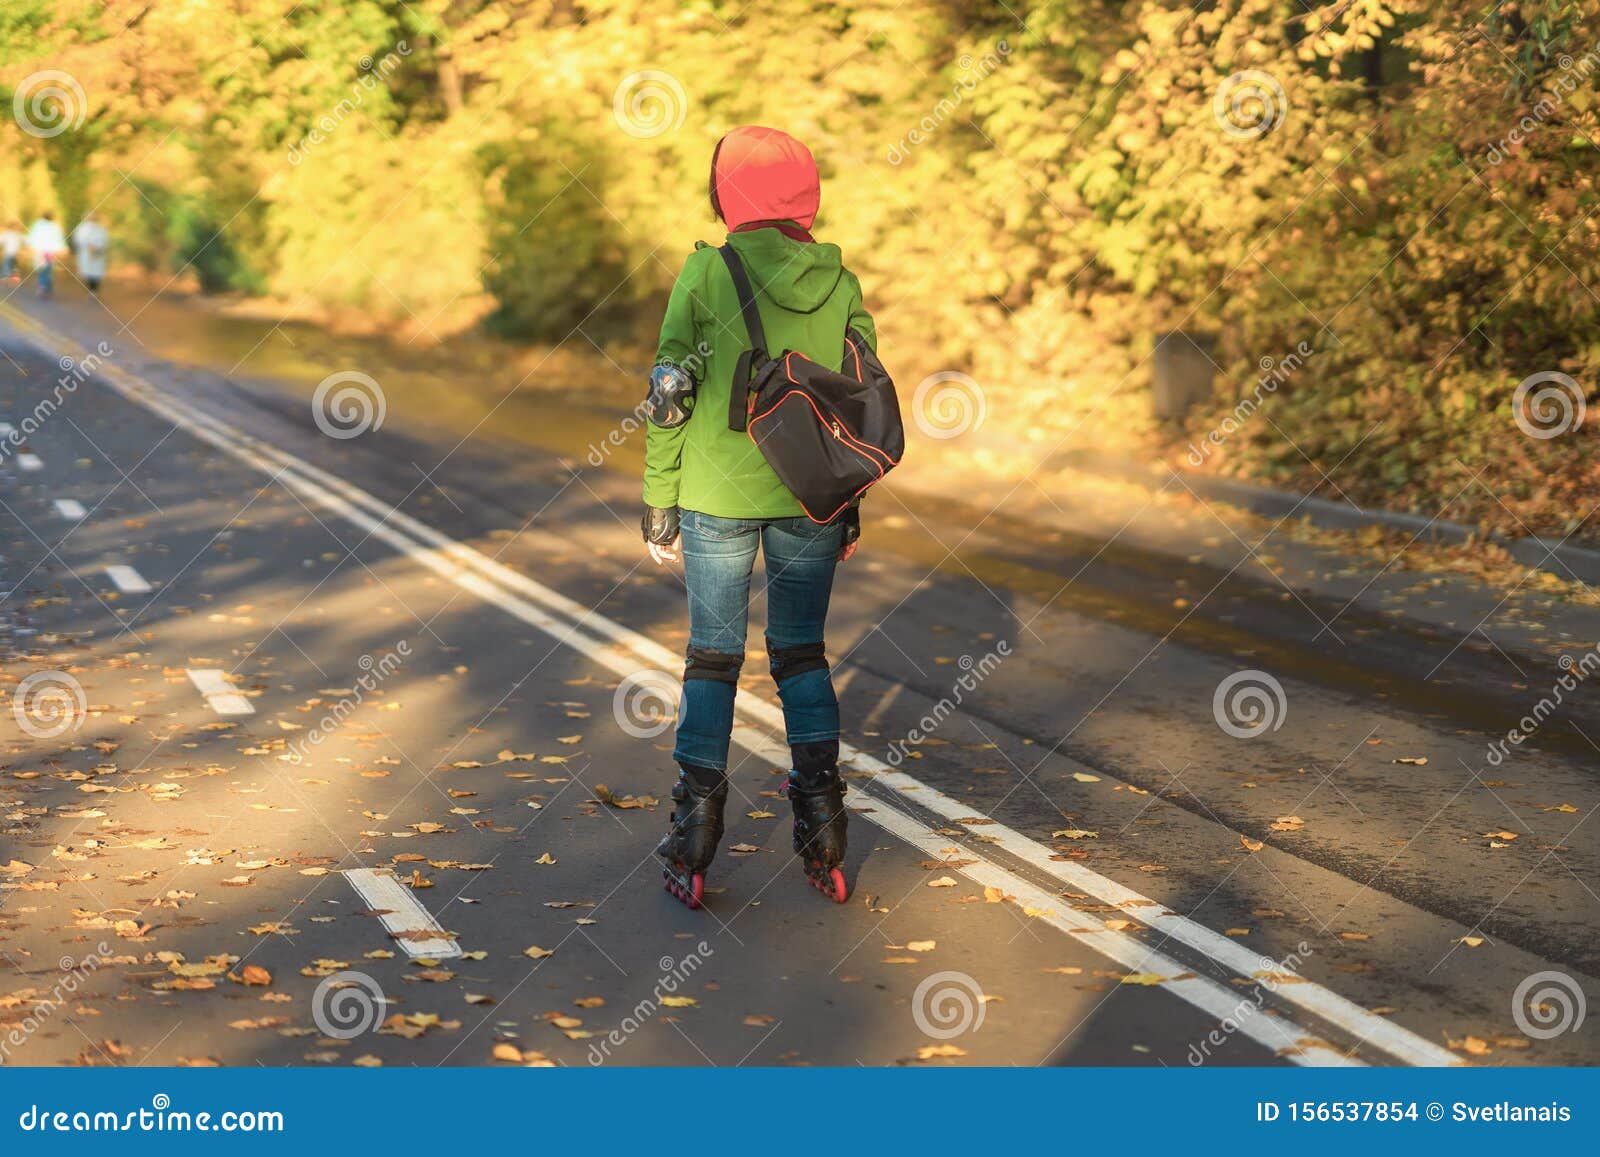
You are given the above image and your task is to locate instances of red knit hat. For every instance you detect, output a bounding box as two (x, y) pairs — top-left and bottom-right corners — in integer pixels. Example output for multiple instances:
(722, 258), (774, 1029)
(711, 126), (820, 231)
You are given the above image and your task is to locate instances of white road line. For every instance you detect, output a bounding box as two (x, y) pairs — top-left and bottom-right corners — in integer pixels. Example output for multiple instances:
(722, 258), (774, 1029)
(53, 498), (87, 519)
(344, 868), (464, 959)
(16, 452), (43, 471)
(5, 312), (1464, 1068)
(0, 422), (15, 436)
(186, 668), (256, 716)
(104, 564), (152, 594)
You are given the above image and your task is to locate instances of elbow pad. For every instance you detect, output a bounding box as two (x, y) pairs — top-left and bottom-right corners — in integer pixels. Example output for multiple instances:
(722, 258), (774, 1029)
(646, 362), (696, 428)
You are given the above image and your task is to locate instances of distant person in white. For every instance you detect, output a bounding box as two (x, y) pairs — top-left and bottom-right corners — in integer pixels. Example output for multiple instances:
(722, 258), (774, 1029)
(25, 212), (66, 299)
(72, 211), (110, 294)
(0, 222), (22, 281)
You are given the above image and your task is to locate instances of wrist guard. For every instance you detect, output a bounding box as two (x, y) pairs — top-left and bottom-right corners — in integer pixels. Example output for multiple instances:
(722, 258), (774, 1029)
(642, 505), (681, 545)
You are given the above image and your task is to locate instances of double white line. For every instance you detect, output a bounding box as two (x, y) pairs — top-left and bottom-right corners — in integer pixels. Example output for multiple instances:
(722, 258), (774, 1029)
(1, 308), (1460, 1068)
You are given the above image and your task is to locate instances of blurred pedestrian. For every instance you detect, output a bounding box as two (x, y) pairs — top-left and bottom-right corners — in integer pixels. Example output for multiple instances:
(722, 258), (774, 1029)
(26, 212), (66, 299)
(0, 222), (22, 282)
(71, 211), (110, 294)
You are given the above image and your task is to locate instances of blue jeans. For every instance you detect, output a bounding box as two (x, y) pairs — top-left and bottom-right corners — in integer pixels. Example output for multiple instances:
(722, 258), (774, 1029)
(36, 259), (53, 296)
(674, 509), (843, 772)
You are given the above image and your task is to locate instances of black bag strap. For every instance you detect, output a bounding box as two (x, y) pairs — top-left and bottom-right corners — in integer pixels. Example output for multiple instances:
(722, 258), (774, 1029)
(719, 244), (768, 432)
(718, 244), (767, 353)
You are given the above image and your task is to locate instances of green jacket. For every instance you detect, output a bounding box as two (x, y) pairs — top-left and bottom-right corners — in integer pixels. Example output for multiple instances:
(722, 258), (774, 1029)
(643, 227), (876, 518)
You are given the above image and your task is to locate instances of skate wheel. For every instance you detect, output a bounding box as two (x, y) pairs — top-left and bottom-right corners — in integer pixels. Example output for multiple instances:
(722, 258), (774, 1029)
(662, 867), (704, 910)
(807, 864), (848, 903)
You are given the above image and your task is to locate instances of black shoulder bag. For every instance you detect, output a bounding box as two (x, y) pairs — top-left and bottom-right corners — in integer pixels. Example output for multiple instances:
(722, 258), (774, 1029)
(719, 244), (904, 524)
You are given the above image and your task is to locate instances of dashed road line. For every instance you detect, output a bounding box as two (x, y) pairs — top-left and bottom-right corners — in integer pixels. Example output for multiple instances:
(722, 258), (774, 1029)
(344, 868), (464, 959)
(16, 451), (43, 471)
(104, 564), (152, 594)
(186, 667), (256, 716)
(53, 498), (87, 520)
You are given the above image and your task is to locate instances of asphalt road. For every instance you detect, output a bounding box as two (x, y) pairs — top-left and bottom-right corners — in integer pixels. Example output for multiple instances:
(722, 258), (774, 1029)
(1, 290), (1596, 1068)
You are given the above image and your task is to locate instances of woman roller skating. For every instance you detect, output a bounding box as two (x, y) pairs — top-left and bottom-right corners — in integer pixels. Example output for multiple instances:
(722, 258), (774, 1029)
(642, 125), (881, 907)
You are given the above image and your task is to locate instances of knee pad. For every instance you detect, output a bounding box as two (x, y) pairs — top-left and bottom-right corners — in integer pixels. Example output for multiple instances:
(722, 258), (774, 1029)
(768, 639), (828, 684)
(684, 645), (743, 685)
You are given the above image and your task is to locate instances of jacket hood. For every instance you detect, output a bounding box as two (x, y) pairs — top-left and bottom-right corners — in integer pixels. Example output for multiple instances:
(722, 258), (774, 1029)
(712, 125), (820, 232)
(724, 229), (843, 314)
